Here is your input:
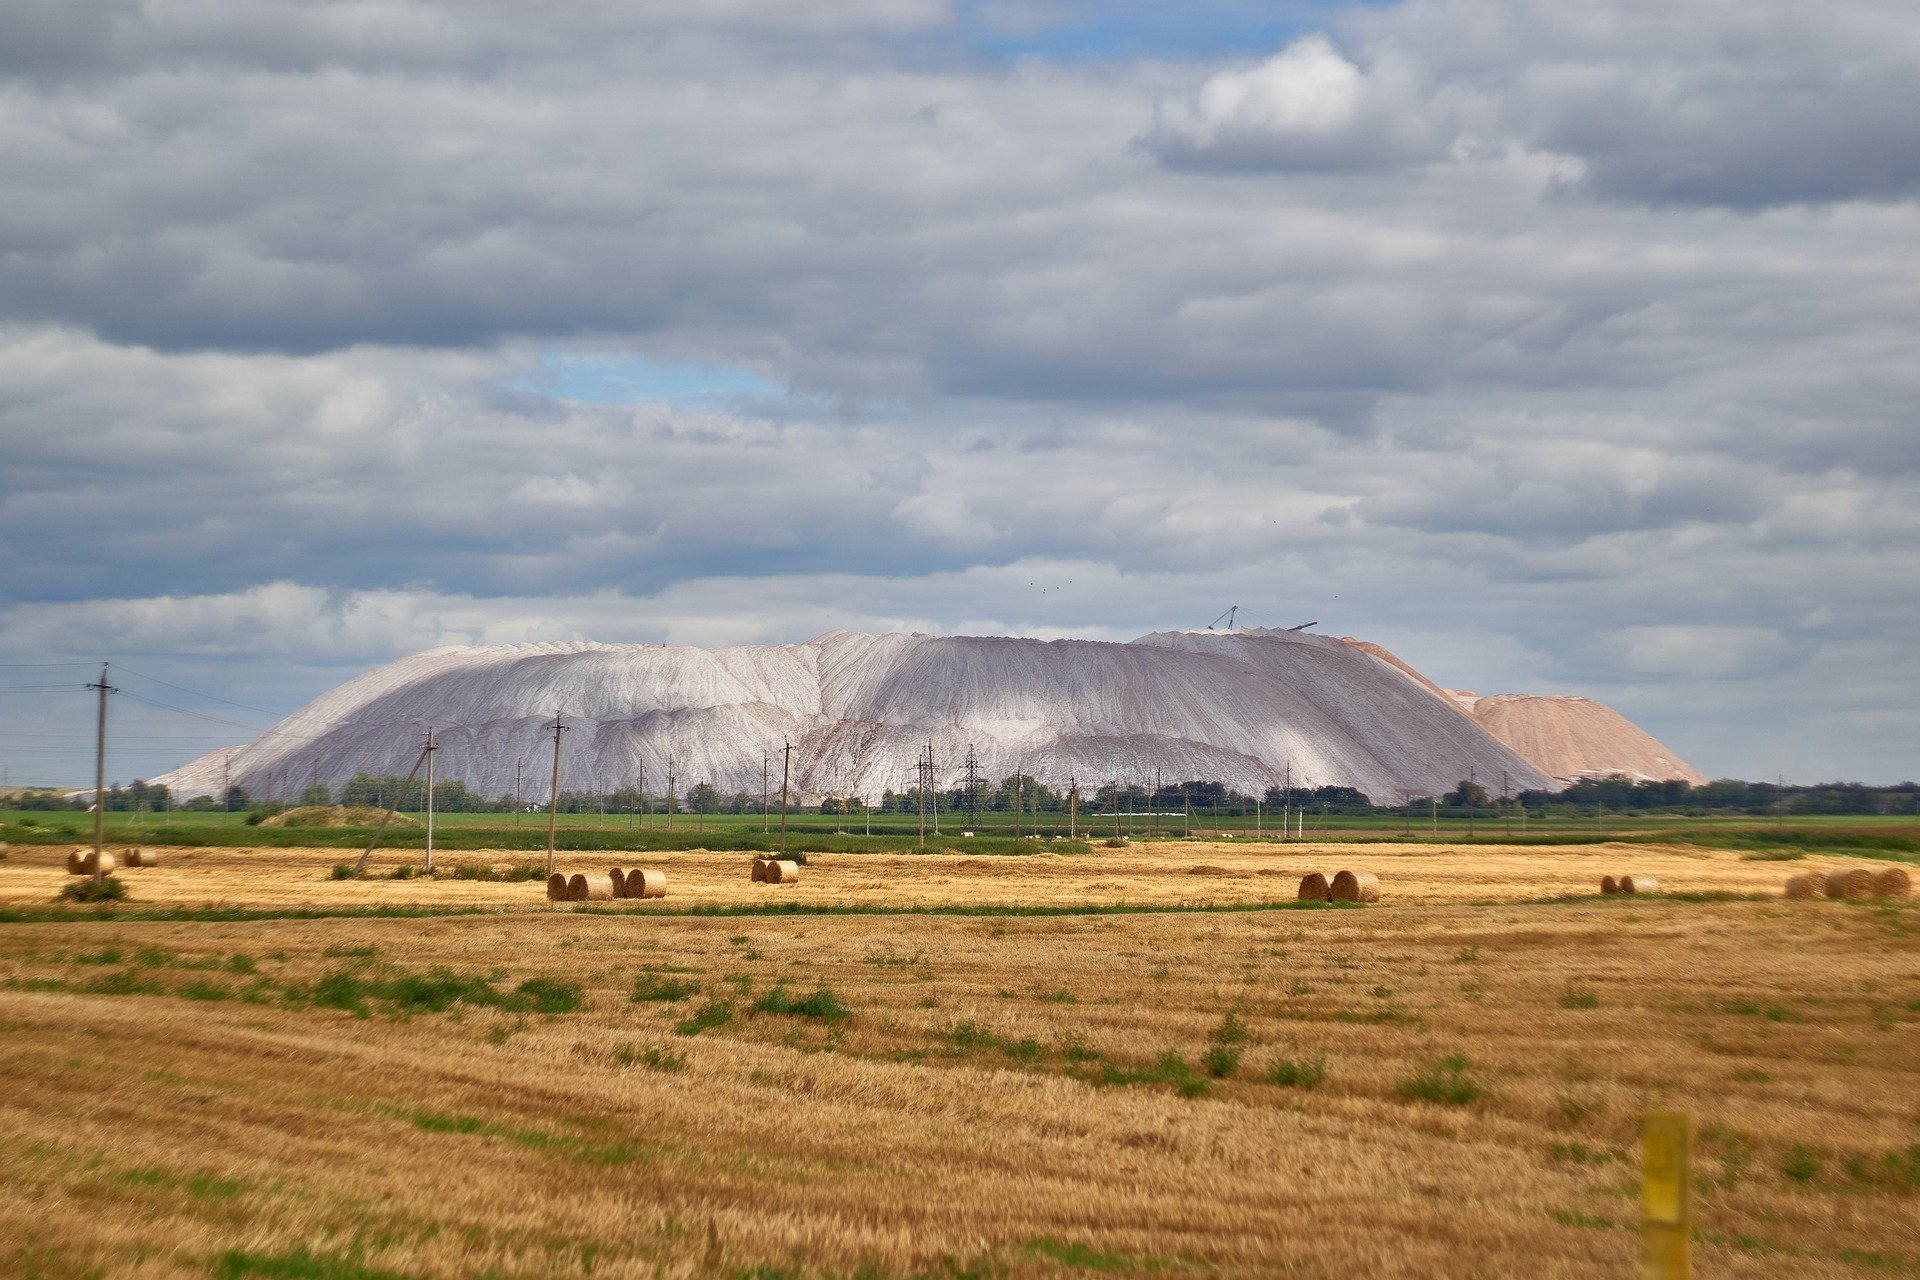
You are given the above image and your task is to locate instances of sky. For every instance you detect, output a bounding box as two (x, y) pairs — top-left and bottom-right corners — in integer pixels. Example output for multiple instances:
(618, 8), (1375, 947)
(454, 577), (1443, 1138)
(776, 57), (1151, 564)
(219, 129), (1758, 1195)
(1, 0), (1917, 787)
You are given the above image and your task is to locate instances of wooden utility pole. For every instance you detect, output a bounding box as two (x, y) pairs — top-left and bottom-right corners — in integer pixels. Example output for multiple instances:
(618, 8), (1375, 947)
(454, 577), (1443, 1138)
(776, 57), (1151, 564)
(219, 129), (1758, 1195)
(778, 739), (792, 857)
(1113, 779), (1121, 839)
(514, 758), (523, 824)
(355, 742), (429, 875)
(762, 749), (770, 834)
(545, 712), (566, 875)
(88, 663), (113, 881)
(666, 759), (676, 832)
(1068, 777), (1079, 840)
(423, 728), (437, 873)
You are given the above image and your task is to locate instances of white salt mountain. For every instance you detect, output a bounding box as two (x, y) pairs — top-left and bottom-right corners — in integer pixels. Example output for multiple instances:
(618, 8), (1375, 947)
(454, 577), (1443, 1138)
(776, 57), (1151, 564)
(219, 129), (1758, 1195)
(154, 627), (1697, 805)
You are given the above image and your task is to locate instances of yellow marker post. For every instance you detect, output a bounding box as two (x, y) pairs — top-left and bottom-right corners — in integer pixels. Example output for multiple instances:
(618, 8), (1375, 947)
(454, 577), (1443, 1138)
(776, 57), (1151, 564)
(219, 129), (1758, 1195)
(1642, 1110), (1694, 1279)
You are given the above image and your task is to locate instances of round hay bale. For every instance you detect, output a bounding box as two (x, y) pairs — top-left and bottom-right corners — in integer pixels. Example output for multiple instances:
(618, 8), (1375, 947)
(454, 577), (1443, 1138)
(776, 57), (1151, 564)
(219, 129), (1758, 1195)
(1871, 867), (1911, 900)
(1783, 872), (1820, 900)
(608, 868), (629, 898)
(1297, 871), (1330, 902)
(66, 849), (88, 875)
(750, 858), (769, 883)
(546, 872), (569, 901)
(567, 872), (615, 902)
(1825, 867), (1875, 900)
(630, 869), (667, 899)
(1330, 869), (1381, 903)
(126, 847), (158, 869)
(1619, 874), (1659, 895)
(1600, 874), (1619, 895)
(764, 860), (800, 886)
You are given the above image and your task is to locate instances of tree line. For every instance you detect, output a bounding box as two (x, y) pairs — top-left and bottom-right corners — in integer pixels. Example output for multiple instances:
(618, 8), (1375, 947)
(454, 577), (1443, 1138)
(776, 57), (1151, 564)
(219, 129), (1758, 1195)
(16, 772), (1919, 818)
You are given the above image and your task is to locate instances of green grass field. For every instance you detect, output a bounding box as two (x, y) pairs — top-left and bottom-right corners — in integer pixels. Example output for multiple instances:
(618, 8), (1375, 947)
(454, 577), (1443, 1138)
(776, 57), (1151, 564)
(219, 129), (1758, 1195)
(5, 805), (1916, 860)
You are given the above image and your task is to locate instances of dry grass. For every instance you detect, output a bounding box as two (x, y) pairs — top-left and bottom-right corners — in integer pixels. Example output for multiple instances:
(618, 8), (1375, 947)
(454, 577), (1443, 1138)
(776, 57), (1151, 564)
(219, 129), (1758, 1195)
(0, 838), (1876, 914)
(0, 842), (1916, 1278)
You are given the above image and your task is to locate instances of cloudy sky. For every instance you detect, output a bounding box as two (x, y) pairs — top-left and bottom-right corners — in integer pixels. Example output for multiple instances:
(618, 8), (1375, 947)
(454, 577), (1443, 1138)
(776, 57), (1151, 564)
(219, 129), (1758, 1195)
(2, 0), (1917, 786)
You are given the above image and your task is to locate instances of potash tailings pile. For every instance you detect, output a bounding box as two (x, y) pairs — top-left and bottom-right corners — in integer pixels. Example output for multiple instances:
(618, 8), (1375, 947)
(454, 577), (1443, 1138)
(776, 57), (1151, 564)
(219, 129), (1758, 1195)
(155, 627), (1701, 806)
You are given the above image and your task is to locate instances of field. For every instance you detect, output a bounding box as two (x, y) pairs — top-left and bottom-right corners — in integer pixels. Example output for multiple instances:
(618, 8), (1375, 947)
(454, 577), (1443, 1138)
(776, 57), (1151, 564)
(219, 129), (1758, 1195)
(1, 833), (1916, 1278)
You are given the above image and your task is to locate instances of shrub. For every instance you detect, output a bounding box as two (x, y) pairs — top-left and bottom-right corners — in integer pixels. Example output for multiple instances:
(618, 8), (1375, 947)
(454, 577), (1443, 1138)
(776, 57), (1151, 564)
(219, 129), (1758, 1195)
(615, 1043), (687, 1073)
(1398, 1054), (1482, 1106)
(329, 864), (358, 880)
(60, 876), (127, 903)
(674, 999), (734, 1036)
(753, 983), (850, 1022)
(1783, 1144), (1822, 1184)
(1264, 1054), (1328, 1089)
(1201, 1044), (1241, 1078)
(1210, 1012), (1248, 1046)
(631, 973), (699, 1003)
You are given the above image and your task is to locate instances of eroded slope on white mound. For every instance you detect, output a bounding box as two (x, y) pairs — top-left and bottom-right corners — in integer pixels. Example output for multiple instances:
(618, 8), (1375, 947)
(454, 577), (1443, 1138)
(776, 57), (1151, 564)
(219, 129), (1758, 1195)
(154, 628), (1584, 804)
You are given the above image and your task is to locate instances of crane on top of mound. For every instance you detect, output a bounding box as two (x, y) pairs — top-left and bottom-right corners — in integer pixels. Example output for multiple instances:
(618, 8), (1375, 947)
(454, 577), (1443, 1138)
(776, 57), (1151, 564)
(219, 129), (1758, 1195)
(1205, 606), (1318, 632)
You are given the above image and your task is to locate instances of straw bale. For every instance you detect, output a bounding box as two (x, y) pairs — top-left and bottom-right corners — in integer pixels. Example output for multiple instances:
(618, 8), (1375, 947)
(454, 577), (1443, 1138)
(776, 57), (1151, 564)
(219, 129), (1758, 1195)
(1330, 869), (1381, 903)
(1297, 872), (1329, 902)
(67, 850), (117, 876)
(567, 872), (615, 902)
(764, 860), (800, 886)
(751, 858), (769, 883)
(1825, 867), (1875, 900)
(609, 868), (629, 898)
(124, 847), (157, 868)
(1783, 873), (1820, 900)
(629, 869), (667, 899)
(1619, 874), (1659, 895)
(546, 872), (569, 901)
(1600, 875), (1618, 895)
(1870, 867), (1910, 900)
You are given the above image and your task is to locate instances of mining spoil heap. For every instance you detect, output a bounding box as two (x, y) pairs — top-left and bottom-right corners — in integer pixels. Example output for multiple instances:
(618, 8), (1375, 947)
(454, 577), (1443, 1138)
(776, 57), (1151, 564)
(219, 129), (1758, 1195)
(155, 627), (1698, 803)
(1464, 693), (1707, 786)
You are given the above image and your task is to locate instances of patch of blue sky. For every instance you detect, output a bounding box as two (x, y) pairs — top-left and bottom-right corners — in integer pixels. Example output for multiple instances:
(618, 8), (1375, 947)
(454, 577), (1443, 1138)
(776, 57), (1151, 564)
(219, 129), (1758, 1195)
(525, 352), (780, 407)
(954, 0), (1388, 62)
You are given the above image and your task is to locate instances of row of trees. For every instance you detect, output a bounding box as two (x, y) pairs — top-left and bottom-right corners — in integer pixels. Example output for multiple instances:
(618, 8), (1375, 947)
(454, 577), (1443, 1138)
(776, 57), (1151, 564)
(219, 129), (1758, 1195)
(25, 773), (1920, 818)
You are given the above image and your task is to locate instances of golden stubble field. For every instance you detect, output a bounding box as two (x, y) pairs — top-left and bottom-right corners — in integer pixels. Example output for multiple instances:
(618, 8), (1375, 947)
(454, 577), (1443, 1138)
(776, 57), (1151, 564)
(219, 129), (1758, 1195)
(1, 842), (1916, 1279)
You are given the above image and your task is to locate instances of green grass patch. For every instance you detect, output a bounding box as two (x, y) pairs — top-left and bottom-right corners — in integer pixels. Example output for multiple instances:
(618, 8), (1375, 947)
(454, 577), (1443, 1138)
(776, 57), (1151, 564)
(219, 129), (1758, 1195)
(614, 1043), (687, 1073)
(59, 876), (127, 903)
(398, 1108), (632, 1165)
(631, 972), (700, 1003)
(1026, 1237), (1136, 1271)
(1397, 1054), (1483, 1106)
(284, 967), (582, 1018)
(1560, 985), (1600, 1010)
(675, 999), (734, 1036)
(751, 983), (850, 1022)
(214, 1246), (420, 1279)
(1783, 1144), (1822, 1184)
(1263, 1053), (1328, 1089)
(0, 896), (1362, 927)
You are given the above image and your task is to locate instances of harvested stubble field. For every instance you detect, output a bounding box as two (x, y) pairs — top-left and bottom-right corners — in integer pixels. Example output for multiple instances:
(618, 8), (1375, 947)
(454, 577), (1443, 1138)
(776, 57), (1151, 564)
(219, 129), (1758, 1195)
(0, 838), (1867, 913)
(1, 843), (1916, 1279)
